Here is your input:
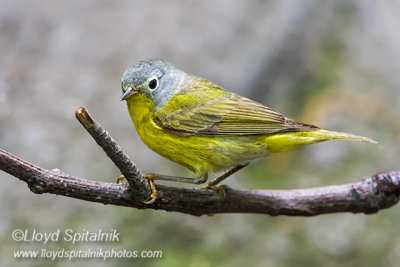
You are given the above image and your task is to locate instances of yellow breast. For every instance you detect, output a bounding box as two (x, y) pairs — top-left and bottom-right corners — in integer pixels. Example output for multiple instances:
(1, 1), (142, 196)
(126, 95), (270, 176)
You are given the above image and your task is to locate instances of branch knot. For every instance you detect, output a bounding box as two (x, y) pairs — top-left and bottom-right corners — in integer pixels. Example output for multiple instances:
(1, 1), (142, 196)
(373, 171), (400, 197)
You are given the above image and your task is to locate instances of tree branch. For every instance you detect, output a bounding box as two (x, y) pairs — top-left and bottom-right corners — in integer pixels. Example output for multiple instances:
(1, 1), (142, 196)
(1, 107), (399, 216)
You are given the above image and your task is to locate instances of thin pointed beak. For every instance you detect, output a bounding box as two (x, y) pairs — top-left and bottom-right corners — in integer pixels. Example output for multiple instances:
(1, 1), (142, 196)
(120, 86), (136, 101)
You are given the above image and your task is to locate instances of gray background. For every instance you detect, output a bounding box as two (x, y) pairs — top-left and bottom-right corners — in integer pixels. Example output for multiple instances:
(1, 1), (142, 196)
(1, 1), (400, 266)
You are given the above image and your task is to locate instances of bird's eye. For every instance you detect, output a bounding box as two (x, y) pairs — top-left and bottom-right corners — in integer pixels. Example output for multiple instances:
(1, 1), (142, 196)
(148, 78), (158, 90)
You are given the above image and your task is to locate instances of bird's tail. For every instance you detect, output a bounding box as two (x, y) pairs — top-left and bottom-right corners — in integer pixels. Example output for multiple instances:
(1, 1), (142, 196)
(265, 129), (376, 153)
(309, 129), (377, 143)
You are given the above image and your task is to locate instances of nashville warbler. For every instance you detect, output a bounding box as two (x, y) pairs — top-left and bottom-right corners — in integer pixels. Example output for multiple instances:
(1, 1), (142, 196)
(120, 59), (376, 188)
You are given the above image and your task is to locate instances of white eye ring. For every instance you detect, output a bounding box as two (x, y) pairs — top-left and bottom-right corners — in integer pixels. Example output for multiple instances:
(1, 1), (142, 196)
(148, 76), (158, 90)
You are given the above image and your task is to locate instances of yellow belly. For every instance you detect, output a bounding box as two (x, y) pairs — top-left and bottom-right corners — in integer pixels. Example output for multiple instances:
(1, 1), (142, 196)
(126, 96), (270, 176)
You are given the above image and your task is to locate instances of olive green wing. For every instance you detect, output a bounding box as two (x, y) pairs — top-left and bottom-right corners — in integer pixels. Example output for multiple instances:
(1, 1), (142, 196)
(154, 80), (318, 136)
(204, 95), (319, 135)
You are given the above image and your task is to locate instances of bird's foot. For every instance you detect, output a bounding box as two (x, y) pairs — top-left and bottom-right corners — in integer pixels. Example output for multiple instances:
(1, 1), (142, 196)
(116, 175), (127, 184)
(116, 175), (158, 204)
(143, 174), (158, 204)
(201, 184), (226, 201)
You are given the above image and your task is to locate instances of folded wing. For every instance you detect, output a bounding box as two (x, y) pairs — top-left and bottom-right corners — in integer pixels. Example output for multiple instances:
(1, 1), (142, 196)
(154, 79), (319, 136)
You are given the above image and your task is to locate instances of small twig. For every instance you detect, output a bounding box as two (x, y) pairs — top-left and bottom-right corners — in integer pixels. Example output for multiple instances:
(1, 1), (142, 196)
(75, 107), (150, 202)
(0, 107), (399, 216)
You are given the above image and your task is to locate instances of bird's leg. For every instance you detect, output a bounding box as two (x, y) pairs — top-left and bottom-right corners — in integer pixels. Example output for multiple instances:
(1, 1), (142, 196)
(142, 173), (208, 203)
(143, 173), (209, 185)
(200, 164), (249, 200)
(117, 172), (209, 204)
(207, 163), (249, 187)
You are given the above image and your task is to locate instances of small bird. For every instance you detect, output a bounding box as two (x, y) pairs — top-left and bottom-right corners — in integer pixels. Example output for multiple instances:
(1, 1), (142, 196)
(121, 59), (376, 188)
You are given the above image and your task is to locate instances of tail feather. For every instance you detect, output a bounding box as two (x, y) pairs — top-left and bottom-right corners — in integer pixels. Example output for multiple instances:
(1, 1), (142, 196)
(313, 130), (377, 144)
(265, 129), (376, 153)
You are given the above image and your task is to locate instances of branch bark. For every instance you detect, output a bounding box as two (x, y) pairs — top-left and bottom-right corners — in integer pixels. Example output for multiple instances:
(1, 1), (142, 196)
(1, 107), (399, 216)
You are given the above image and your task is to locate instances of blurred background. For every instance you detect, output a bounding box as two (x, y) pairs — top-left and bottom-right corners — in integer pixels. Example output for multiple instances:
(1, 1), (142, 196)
(1, 0), (400, 266)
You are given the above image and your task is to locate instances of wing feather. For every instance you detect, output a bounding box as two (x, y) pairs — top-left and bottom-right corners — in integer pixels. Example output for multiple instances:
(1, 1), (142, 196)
(153, 77), (319, 136)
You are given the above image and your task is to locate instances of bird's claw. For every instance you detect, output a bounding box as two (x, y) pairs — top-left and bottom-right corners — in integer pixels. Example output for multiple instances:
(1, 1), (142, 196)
(143, 174), (158, 204)
(117, 175), (158, 204)
(201, 184), (226, 200)
(116, 175), (127, 184)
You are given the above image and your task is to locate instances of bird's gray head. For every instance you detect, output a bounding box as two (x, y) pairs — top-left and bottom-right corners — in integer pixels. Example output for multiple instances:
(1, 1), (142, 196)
(121, 59), (184, 107)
